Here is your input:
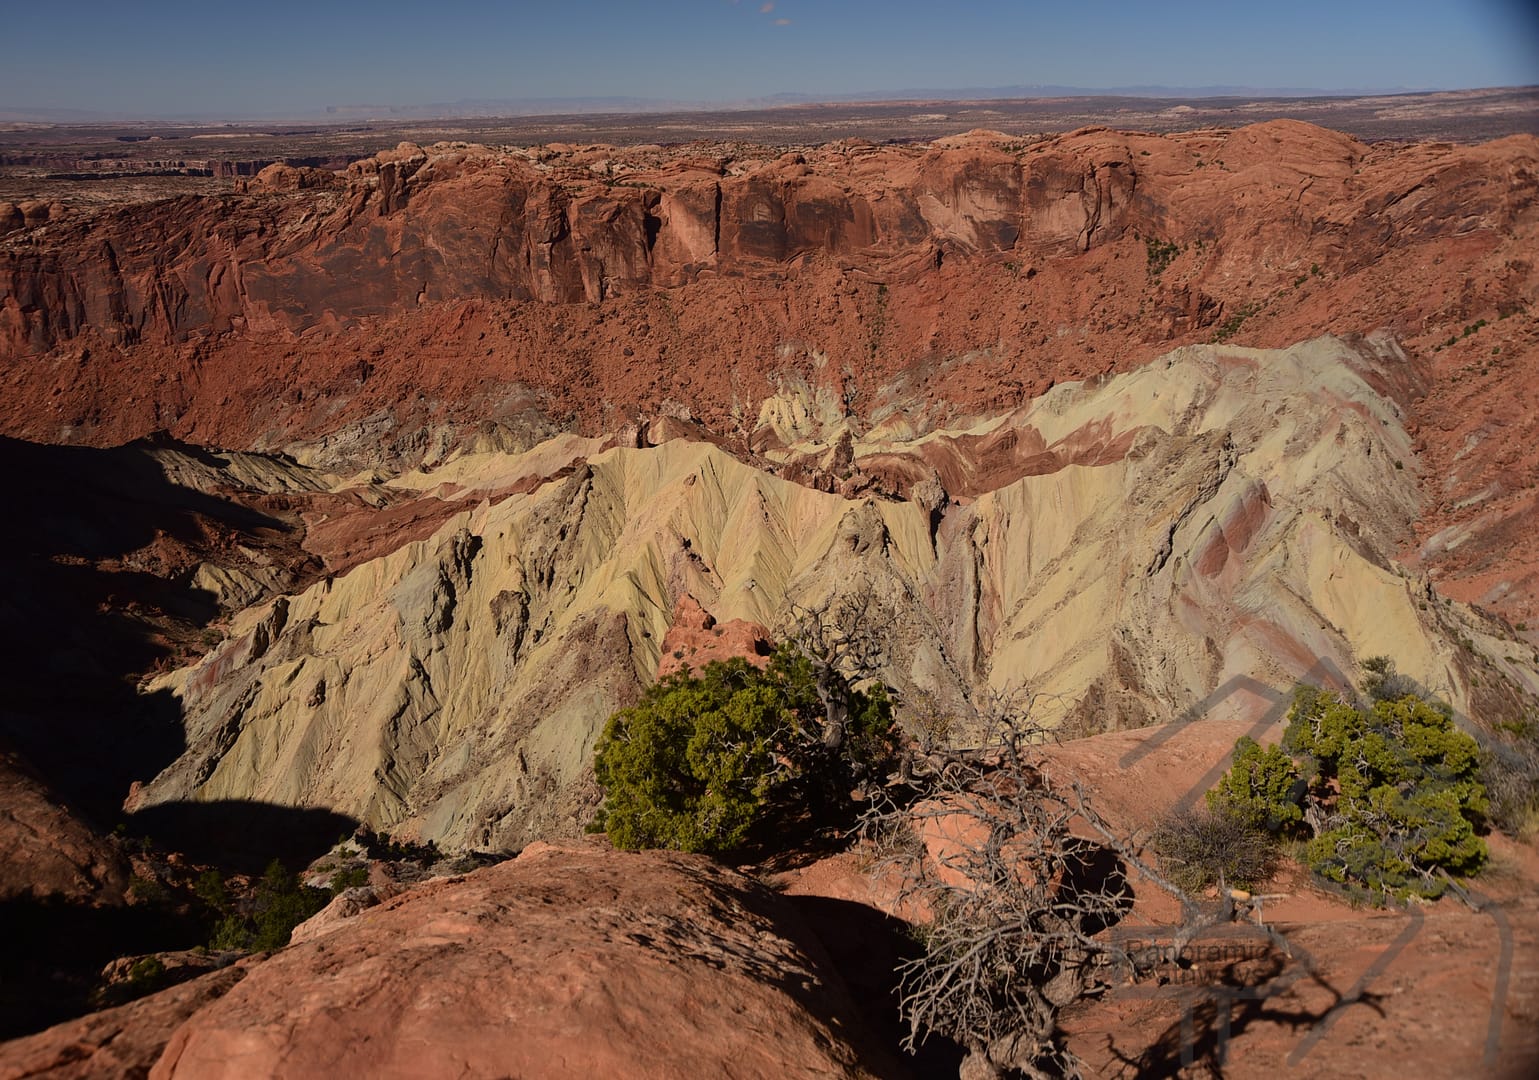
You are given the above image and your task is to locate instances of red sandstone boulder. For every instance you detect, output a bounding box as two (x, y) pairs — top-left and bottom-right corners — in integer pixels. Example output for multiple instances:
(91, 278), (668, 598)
(143, 842), (891, 1078)
(17, 200), (49, 227)
(0, 961), (258, 1080)
(657, 594), (773, 678)
(253, 163), (340, 193)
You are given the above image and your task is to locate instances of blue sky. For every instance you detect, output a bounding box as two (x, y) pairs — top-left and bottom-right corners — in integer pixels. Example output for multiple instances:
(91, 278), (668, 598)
(2, 0), (1536, 118)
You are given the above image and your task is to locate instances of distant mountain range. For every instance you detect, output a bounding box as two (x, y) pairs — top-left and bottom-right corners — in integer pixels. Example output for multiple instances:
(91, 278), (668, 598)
(0, 84), (1458, 125)
(758, 83), (1431, 103)
(318, 85), (1435, 119)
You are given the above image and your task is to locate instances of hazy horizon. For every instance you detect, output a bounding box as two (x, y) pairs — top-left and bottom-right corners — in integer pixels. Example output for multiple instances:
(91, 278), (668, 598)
(10, 83), (1532, 127)
(3, 0), (1537, 123)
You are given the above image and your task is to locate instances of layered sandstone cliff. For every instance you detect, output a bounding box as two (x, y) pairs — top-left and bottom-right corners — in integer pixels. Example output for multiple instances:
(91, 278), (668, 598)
(1, 122), (1533, 463)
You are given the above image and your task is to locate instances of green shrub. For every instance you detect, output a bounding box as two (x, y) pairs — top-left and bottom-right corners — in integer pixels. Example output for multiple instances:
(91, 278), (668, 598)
(208, 860), (330, 952)
(193, 869), (229, 913)
(1206, 735), (1305, 835)
(592, 646), (895, 856)
(1286, 690), (1487, 822)
(94, 954), (170, 1008)
(1305, 782), (1485, 902)
(1145, 237), (1180, 278)
(329, 866), (371, 894)
(1210, 301), (1262, 343)
(127, 954), (166, 983)
(127, 874), (170, 906)
(1216, 676), (1494, 904)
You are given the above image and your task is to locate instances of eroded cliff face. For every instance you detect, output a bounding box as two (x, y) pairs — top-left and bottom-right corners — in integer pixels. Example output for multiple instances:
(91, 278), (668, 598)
(1, 123), (1533, 462)
(128, 337), (1539, 849)
(0, 128), (1163, 348)
(3, 121), (1530, 343)
(4, 122), (1535, 632)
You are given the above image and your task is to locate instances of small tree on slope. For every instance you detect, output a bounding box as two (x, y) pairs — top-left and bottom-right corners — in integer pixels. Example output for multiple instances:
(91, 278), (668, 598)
(592, 644), (896, 856)
(1201, 677), (1490, 904)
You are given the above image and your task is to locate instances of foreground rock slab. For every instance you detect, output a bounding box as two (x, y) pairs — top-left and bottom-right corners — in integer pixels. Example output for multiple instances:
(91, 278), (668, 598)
(138, 842), (888, 1078)
(0, 961), (256, 1080)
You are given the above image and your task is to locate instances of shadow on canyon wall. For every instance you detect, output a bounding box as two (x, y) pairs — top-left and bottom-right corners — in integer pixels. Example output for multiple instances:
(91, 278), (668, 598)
(0, 435), (359, 1038)
(0, 434), (269, 817)
(0, 796), (359, 1039)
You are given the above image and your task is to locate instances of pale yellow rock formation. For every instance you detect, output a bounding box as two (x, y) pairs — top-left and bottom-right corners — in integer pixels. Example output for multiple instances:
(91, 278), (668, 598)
(135, 335), (1539, 849)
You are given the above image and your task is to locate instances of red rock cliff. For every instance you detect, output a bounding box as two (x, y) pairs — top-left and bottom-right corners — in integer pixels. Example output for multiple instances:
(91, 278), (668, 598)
(0, 121), (1534, 484)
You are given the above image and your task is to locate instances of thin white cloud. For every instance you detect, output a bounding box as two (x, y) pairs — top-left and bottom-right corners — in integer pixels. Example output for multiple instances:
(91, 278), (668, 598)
(774, 17), (791, 25)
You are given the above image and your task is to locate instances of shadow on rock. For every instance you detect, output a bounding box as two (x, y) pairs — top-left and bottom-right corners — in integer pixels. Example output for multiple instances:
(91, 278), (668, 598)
(0, 434), (295, 820)
(127, 801), (359, 876)
(789, 894), (967, 1079)
(0, 894), (205, 1040)
(1100, 953), (1376, 1079)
